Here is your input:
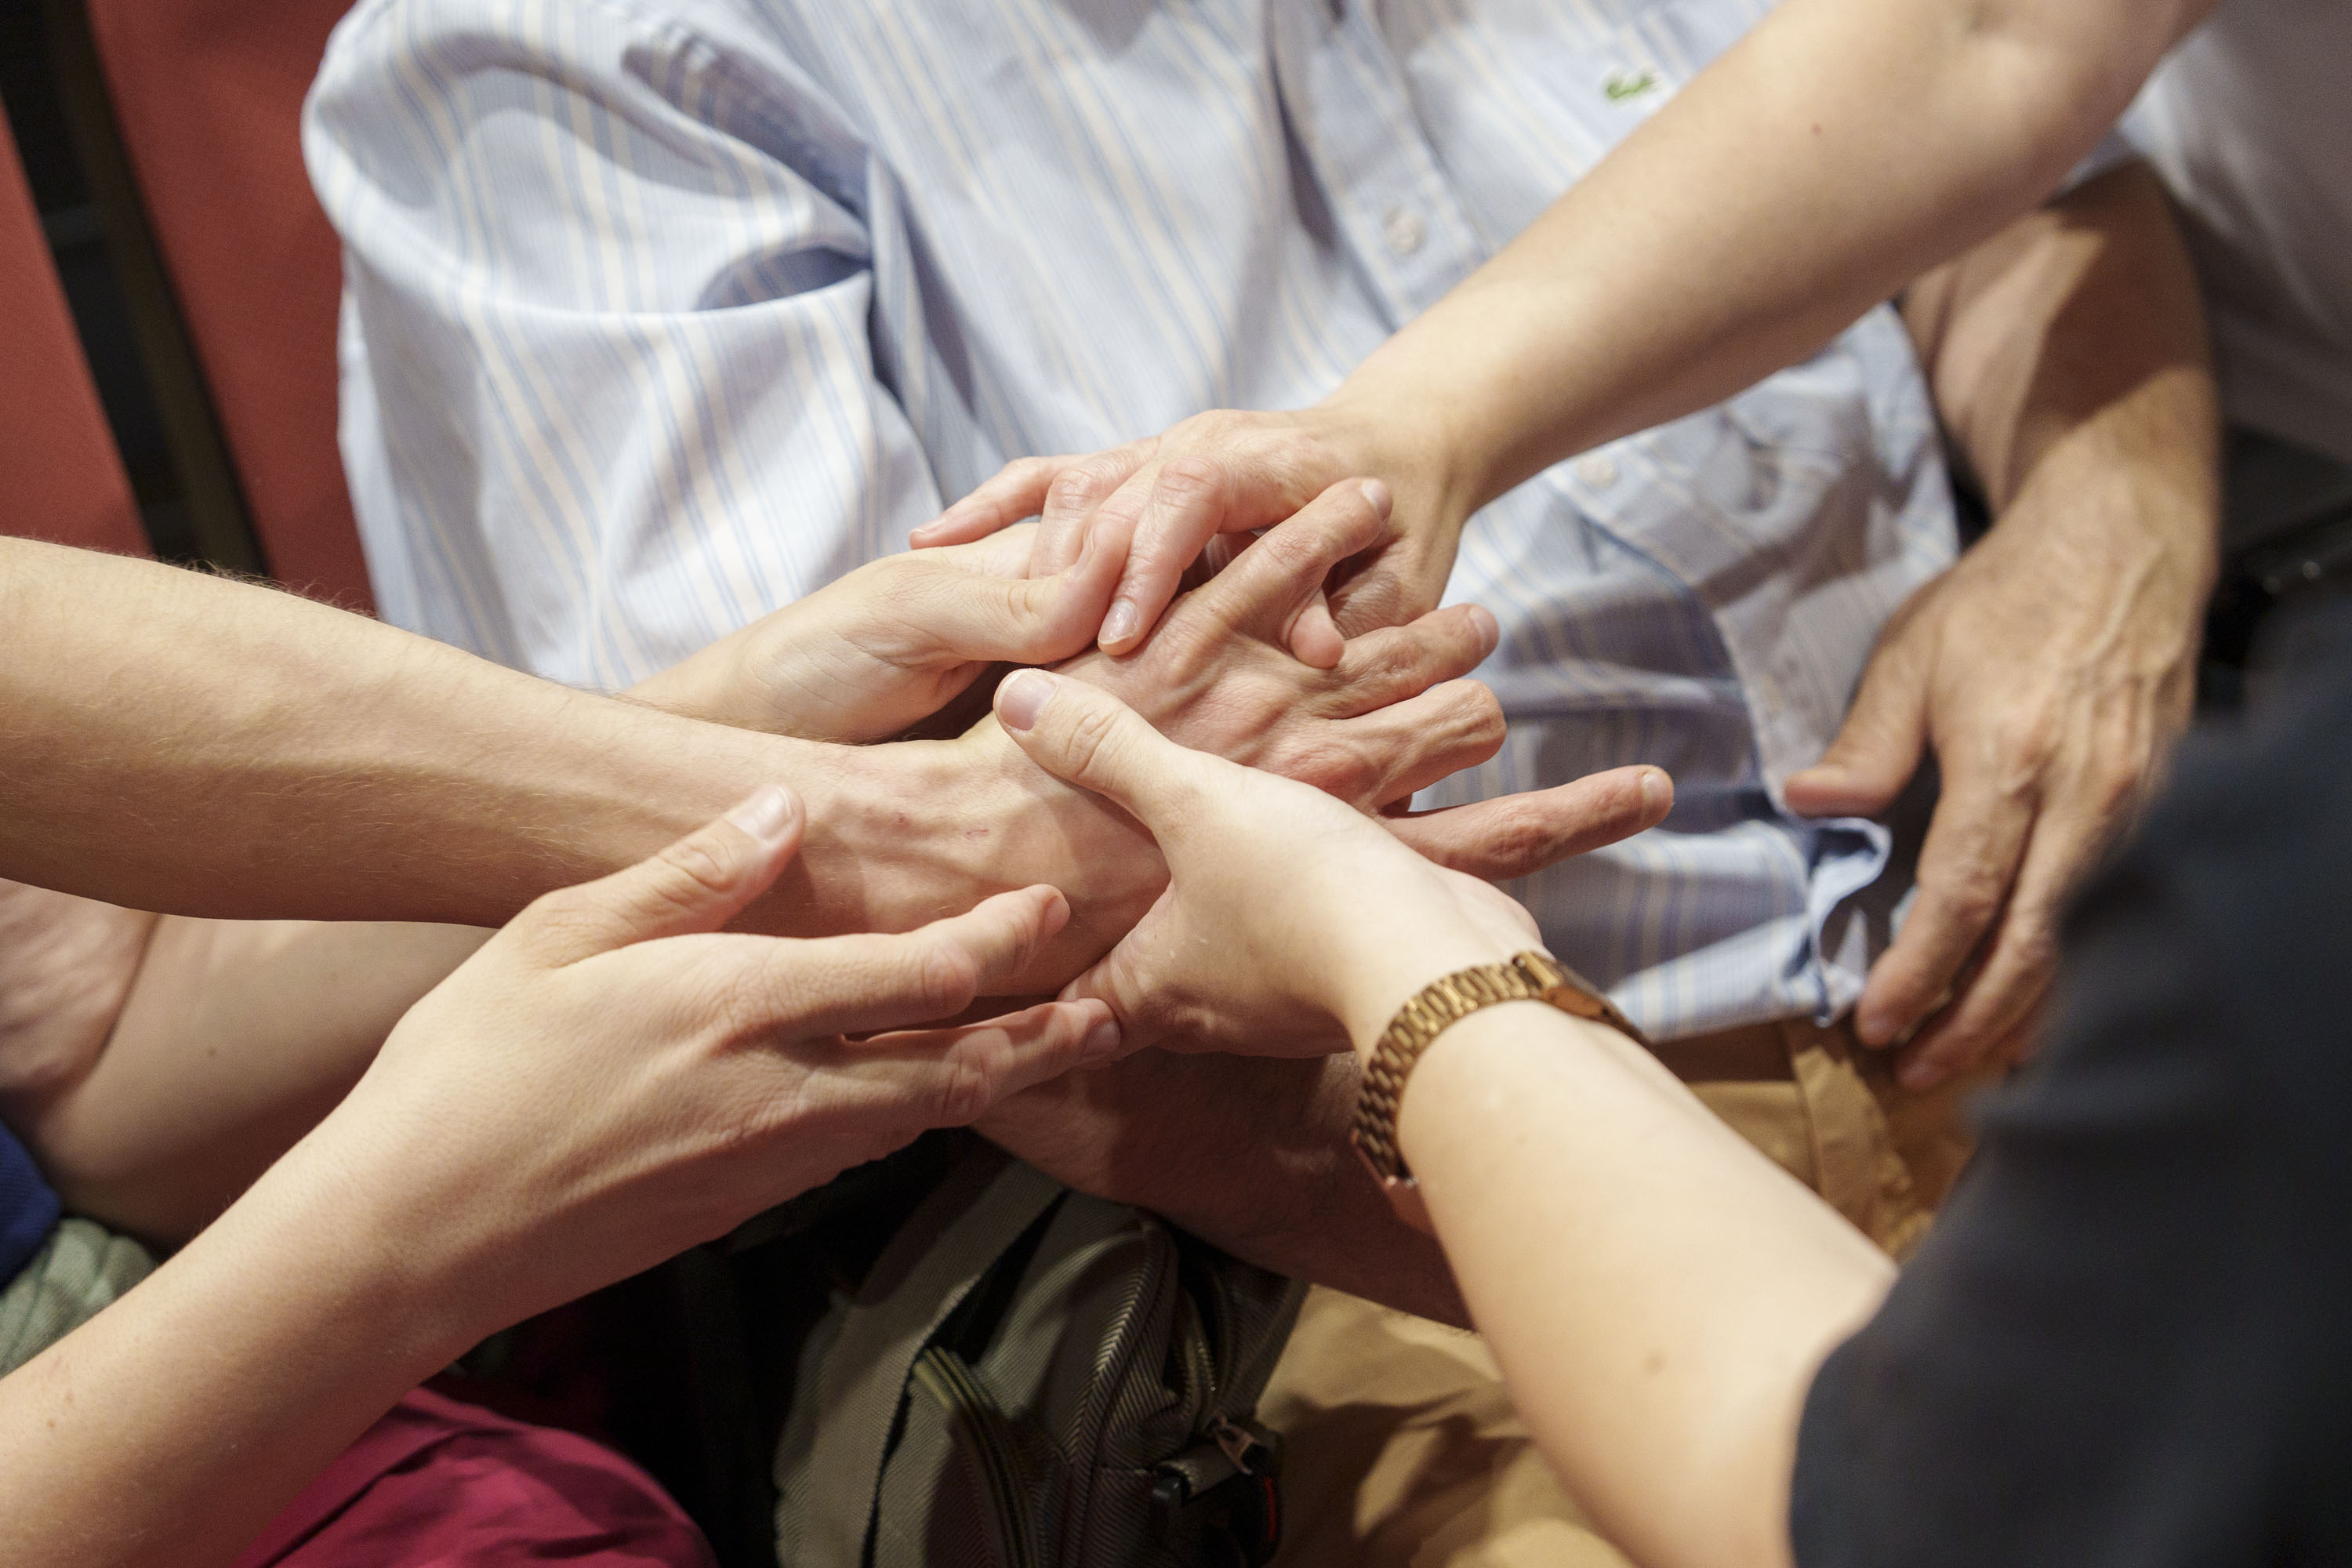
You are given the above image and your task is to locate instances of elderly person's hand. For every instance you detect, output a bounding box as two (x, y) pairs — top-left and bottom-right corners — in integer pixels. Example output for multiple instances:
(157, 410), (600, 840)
(910, 401), (1457, 664)
(939, 478), (1670, 992)
(628, 524), (1121, 742)
(1781, 457), (2206, 1090)
(985, 668), (1667, 1055)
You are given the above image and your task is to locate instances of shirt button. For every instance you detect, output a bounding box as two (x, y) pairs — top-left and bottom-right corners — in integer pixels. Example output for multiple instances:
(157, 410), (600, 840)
(1576, 453), (1618, 488)
(1382, 206), (1426, 256)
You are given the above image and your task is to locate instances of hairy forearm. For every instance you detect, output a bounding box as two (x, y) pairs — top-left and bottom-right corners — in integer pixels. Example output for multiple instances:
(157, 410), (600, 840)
(0, 539), (1033, 945)
(1399, 1007), (1893, 1568)
(1907, 159), (2220, 556)
(1323, 0), (2209, 532)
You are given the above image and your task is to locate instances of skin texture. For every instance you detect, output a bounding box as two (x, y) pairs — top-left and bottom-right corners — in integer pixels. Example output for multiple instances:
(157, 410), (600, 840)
(924, 162), (2220, 1080)
(991, 670), (1893, 1568)
(1791, 163), (2217, 1083)
(0, 800), (1119, 1568)
(919, 0), (2214, 638)
(0, 501), (1663, 1242)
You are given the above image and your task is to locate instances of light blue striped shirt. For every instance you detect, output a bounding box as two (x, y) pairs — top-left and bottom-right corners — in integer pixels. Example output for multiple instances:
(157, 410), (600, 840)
(305, 0), (1956, 1041)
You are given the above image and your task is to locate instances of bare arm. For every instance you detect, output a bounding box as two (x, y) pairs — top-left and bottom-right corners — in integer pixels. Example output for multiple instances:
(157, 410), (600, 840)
(0, 537), (1025, 944)
(1337, 0), (2213, 532)
(989, 671), (1896, 1568)
(1396, 1009), (1887, 1568)
(0, 801), (1111, 1568)
(933, 0), (2216, 652)
(1783, 161), (2218, 1080)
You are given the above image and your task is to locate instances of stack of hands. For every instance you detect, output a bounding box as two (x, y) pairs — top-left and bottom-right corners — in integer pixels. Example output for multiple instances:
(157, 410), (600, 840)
(2, 388), (2202, 1564)
(344, 382), (2205, 1363)
(356, 476), (1674, 1355)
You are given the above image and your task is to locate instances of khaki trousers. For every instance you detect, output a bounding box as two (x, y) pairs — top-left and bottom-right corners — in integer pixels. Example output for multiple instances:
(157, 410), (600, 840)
(1260, 1017), (1988, 1568)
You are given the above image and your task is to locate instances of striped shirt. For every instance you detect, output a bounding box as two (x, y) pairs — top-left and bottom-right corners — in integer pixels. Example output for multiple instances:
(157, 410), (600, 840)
(305, 0), (1957, 1041)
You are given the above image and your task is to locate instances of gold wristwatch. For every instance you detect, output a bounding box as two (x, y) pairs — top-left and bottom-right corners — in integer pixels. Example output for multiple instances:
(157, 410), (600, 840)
(1349, 950), (1646, 1230)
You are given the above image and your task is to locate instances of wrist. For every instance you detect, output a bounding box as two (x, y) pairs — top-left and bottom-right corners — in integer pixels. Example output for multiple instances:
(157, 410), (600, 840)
(740, 731), (1014, 938)
(1309, 381), (1478, 549)
(1331, 930), (1543, 1065)
(212, 1121), (496, 1375)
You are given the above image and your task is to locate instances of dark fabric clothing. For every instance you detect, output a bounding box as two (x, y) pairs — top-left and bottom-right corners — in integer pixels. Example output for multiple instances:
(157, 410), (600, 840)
(231, 1388), (716, 1568)
(1791, 601), (2352, 1566)
(0, 1121), (60, 1289)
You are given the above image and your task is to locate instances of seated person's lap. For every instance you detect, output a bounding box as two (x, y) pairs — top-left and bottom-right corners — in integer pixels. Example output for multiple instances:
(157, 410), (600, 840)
(1265, 1015), (1984, 1568)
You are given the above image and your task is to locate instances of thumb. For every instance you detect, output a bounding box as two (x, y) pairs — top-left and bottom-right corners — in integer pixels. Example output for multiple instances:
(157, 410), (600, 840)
(1784, 651), (1929, 818)
(926, 528), (1123, 666)
(992, 670), (1207, 833)
(515, 786), (804, 966)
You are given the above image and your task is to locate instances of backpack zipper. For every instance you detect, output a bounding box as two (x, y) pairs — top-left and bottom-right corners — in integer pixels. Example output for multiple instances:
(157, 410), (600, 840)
(913, 1343), (1040, 1568)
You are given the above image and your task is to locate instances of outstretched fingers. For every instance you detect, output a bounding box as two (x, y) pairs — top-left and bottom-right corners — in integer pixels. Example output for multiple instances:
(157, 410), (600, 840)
(842, 998), (1126, 1127)
(913, 454), (1095, 550)
(739, 884), (1073, 1040)
(1318, 604), (1500, 717)
(1387, 766), (1675, 880)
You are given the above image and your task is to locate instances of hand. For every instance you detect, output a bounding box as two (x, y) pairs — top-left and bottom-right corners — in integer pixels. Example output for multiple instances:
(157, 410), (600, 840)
(313, 785), (1120, 1331)
(1783, 469), (2205, 1089)
(628, 525), (1120, 742)
(990, 667), (1671, 1055)
(912, 405), (1467, 661)
(953, 480), (1668, 990)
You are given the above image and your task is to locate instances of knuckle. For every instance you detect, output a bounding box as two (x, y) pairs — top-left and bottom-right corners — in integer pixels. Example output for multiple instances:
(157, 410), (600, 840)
(1933, 873), (2005, 934)
(1276, 734), (1373, 799)
(1046, 459), (1121, 514)
(931, 1044), (1001, 1126)
(1991, 708), (2060, 776)
(519, 887), (624, 955)
(916, 939), (980, 1018)
(1058, 702), (1127, 784)
(1155, 456), (1225, 500)
(2084, 758), (2146, 819)
(659, 835), (740, 901)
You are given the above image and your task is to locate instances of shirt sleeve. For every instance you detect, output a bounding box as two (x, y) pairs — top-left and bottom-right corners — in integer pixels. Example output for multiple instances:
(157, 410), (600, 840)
(1789, 608), (2352, 1567)
(304, 0), (942, 685)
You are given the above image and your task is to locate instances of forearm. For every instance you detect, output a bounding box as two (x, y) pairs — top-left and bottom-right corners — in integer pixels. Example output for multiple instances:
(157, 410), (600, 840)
(1396, 1007), (1893, 1568)
(978, 1051), (1468, 1327)
(1909, 160), (2220, 567)
(0, 1132), (483, 1568)
(1320, 0), (2207, 532)
(0, 539), (1018, 943)
(24, 916), (488, 1243)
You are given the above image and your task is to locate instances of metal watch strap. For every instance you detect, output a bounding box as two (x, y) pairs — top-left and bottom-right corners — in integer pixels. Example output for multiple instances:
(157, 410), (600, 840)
(1349, 951), (1644, 1228)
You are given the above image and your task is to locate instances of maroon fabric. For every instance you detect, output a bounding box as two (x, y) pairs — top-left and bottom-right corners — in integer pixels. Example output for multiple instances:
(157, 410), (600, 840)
(232, 1388), (716, 1568)
(0, 100), (146, 557)
(83, 0), (372, 608)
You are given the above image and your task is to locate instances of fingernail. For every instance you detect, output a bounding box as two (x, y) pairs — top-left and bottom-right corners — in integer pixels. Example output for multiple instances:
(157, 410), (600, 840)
(997, 669), (1056, 731)
(1101, 601), (1139, 645)
(1468, 604), (1500, 659)
(1359, 477), (1392, 519)
(1081, 1016), (1123, 1062)
(1639, 768), (1671, 815)
(725, 784), (796, 844)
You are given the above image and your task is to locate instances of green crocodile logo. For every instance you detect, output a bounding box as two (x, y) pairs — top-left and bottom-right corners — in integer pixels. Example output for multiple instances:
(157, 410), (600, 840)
(1603, 67), (1661, 103)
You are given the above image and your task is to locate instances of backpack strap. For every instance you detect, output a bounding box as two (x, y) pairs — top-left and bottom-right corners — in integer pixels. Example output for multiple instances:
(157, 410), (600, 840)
(775, 1142), (1065, 1565)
